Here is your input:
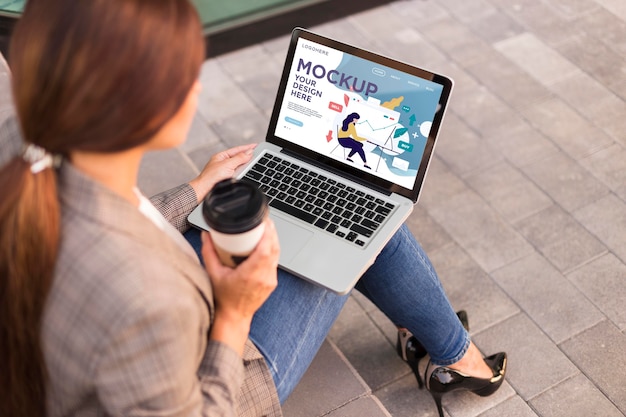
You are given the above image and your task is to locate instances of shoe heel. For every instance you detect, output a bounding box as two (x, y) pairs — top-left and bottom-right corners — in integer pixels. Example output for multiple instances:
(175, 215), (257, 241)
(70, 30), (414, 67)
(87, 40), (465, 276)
(428, 390), (444, 417)
(397, 330), (425, 388)
(408, 355), (424, 389)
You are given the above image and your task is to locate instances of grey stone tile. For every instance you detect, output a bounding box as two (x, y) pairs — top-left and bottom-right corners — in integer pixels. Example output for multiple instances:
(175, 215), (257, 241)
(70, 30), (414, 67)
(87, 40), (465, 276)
(464, 9), (527, 44)
(492, 252), (605, 344)
(138, 148), (197, 197)
(451, 85), (526, 140)
(463, 219), (535, 273)
(567, 253), (626, 331)
(541, 0), (600, 19)
(419, 156), (468, 212)
(520, 96), (615, 161)
(555, 32), (626, 100)
(197, 59), (257, 123)
(311, 19), (376, 52)
(347, 6), (407, 44)
(482, 122), (560, 169)
(371, 28), (448, 70)
(282, 340), (371, 417)
(549, 71), (626, 146)
(179, 113), (222, 154)
(594, 0), (626, 21)
(237, 71), (282, 115)
(513, 205), (607, 273)
(573, 7), (626, 63)
(531, 373), (624, 417)
(466, 161), (553, 224)
(464, 51), (552, 112)
(405, 205), (454, 254)
(433, 113), (503, 178)
(494, 33), (579, 87)
(478, 395), (539, 417)
(328, 297), (408, 392)
(325, 395), (391, 417)
(215, 44), (283, 114)
(374, 374), (441, 417)
(521, 151), (610, 213)
(426, 188), (534, 272)
(426, 189), (502, 246)
(560, 321), (626, 414)
(472, 313), (578, 401)
(428, 243), (520, 334)
(210, 107), (270, 148)
(216, 44), (283, 85)
(487, 0), (569, 45)
(388, 0), (450, 27)
(580, 143), (626, 201)
(438, 0), (497, 21)
(419, 16), (495, 68)
(574, 194), (626, 264)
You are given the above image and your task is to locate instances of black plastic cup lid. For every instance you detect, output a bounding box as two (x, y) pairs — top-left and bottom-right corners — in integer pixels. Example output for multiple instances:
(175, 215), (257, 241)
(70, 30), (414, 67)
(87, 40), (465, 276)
(202, 179), (267, 234)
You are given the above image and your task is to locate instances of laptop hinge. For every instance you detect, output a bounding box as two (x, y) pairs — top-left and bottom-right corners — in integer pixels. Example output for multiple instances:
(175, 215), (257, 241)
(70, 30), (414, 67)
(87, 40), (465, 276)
(280, 149), (392, 196)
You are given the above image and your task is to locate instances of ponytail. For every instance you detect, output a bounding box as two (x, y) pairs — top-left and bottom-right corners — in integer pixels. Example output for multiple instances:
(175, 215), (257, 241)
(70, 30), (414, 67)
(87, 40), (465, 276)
(0, 0), (205, 413)
(0, 156), (60, 417)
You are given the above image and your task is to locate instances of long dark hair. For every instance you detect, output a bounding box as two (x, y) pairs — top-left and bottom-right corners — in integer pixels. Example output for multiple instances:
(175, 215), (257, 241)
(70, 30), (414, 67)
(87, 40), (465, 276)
(0, 0), (205, 415)
(341, 112), (360, 131)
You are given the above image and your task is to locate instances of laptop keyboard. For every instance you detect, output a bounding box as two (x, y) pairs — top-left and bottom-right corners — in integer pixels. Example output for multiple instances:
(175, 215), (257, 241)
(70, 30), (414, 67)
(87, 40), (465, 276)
(241, 153), (396, 247)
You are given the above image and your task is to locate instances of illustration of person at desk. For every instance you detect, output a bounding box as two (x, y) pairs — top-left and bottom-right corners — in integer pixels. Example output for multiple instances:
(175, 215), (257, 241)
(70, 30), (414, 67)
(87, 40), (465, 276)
(338, 112), (371, 170)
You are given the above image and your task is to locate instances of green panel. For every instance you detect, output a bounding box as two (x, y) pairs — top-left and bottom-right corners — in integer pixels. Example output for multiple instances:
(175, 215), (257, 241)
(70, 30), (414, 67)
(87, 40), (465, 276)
(192, 0), (321, 32)
(193, 0), (294, 24)
(0, 0), (24, 15)
(1, 1), (320, 32)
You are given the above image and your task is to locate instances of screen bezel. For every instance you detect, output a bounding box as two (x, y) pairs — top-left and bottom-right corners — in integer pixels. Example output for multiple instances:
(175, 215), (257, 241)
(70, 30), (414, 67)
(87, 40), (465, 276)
(265, 28), (453, 203)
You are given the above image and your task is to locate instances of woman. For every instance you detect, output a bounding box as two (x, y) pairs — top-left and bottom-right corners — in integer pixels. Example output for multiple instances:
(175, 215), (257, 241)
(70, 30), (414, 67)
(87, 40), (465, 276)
(0, 1), (506, 417)
(338, 112), (371, 169)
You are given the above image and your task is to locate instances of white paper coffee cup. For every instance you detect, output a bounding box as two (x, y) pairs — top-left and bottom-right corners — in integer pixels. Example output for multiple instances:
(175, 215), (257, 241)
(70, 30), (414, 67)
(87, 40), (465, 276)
(202, 179), (268, 267)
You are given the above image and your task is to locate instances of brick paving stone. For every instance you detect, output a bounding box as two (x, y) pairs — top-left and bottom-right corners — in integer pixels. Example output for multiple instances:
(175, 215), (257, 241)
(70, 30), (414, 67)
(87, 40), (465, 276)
(514, 204), (607, 273)
(560, 321), (626, 414)
(491, 252), (605, 344)
(494, 33), (579, 87)
(522, 151), (611, 213)
(482, 123), (560, 170)
(530, 373), (625, 417)
(479, 395), (539, 417)
(567, 253), (626, 331)
(283, 340), (372, 417)
(466, 161), (553, 223)
(574, 194), (626, 264)
(579, 143), (626, 201)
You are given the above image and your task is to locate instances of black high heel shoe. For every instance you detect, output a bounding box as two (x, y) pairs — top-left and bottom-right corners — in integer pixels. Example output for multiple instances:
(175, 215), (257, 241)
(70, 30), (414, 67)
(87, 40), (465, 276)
(396, 310), (469, 388)
(425, 352), (507, 417)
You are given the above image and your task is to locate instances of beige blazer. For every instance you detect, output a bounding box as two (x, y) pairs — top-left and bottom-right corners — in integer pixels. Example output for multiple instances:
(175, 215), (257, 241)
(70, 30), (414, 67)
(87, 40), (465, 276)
(0, 113), (281, 416)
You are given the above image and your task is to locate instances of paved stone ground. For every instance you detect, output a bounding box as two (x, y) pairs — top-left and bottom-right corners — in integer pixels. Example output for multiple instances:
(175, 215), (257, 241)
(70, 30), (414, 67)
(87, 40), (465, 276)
(2, 0), (625, 416)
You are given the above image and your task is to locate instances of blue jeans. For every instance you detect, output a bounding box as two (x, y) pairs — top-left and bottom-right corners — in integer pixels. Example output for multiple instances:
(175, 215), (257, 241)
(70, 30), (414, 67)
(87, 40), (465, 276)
(184, 224), (469, 403)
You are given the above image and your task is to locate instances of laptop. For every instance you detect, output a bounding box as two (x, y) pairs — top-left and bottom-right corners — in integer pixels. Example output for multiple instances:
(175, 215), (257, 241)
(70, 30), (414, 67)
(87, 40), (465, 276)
(189, 28), (453, 294)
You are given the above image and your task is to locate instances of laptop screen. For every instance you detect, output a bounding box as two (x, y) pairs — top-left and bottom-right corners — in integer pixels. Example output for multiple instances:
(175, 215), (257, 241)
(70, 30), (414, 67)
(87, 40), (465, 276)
(267, 28), (453, 202)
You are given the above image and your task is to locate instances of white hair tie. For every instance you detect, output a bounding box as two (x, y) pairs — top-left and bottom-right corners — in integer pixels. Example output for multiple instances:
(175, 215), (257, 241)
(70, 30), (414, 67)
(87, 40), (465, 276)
(22, 144), (60, 174)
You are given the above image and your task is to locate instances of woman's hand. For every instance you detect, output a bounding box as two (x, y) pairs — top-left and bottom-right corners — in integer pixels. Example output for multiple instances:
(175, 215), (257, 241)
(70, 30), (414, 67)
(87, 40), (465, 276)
(201, 218), (280, 356)
(188, 143), (257, 203)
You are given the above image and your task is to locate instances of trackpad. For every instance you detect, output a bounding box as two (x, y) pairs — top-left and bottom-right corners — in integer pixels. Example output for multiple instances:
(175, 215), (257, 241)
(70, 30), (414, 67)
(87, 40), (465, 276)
(272, 216), (313, 263)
